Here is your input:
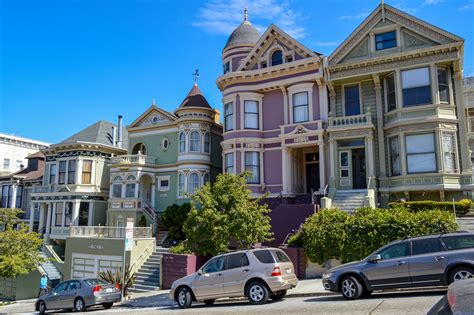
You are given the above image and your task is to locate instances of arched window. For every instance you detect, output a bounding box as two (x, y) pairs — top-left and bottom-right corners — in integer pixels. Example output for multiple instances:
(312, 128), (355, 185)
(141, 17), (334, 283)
(188, 173), (200, 195)
(113, 176), (123, 182)
(204, 132), (210, 153)
(178, 173), (185, 197)
(132, 143), (147, 155)
(189, 131), (201, 152)
(179, 132), (186, 153)
(125, 175), (136, 198)
(126, 175), (136, 181)
(271, 50), (283, 66)
(112, 176), (123, 198)
(203, 173), (210, 185)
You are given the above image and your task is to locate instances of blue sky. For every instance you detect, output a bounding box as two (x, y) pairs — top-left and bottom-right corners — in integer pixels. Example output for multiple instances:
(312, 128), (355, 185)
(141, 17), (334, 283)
(1, 0), (473, 143)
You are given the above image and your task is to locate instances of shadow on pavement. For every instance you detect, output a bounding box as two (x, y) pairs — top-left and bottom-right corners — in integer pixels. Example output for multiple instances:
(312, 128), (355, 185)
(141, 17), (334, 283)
(303, 289), (446, 303)
(117, 292), (175, 309)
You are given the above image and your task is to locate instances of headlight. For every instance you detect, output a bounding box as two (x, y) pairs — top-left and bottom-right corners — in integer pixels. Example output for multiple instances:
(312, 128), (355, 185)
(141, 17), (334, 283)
(322, 272), (333, 279)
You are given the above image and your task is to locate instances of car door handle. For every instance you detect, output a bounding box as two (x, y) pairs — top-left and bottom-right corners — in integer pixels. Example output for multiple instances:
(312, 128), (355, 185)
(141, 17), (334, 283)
(396, 261), (406, 265)
(435, 256), (445, 261)
(242, 269), (250, 273)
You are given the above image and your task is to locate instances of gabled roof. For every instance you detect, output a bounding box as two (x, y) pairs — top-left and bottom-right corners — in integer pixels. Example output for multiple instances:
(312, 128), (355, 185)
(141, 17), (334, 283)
(178, 83), (212, 109)
(329, 3), (463, 66)
(58, 120), (127, 148)
(238, 24), (320, 72)
(128, 105), (177, 128)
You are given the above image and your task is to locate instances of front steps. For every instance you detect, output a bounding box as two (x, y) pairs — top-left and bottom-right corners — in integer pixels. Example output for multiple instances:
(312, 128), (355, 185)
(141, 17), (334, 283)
(132, 247), (169, 292)
(38, 253), (61, 287)
(332, 189), (367, 213)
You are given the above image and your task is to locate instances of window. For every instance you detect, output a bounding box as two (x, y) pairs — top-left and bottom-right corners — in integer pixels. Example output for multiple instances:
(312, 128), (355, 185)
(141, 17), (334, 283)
(178, 173), (185, 197)
(378, 242), (408, 260)
(203, 173), (210, 184)
(286, 56), (293, 63)
(292, 92), (309, 123)
(125, 183), (136, 198)
(224, 102), (234, 132)
(271, 50), (283, 66)
(385, 74), (396, 111)
(3, 158), (10, 170)
(29, 158), (38, 171)
(64, 202), (72, 226)
(78, 202), (89, 226)
(158, 176), (170, 191)
(261, 61), (267, 68)
(389, 137), (401, 176)
(402, 67), (432, 106)
(204, 132), (210, 153)
(202, 256), (225, 274)
(82, 160), (92, 184)
(438, 68), (449, 103)
(406, 133), (436, 174)
(49, 164), (57, 185)
(188, 173), (200, 195)
(177, 132), (186, 153)
(442, 132), (457, 173)
(441, 235), (474, 250)
(15, 160), (22, 168)
(344, 84), (361, 115)
(273, 250), (291, 263)
(112, 176), (122, 198)
(253, 250), (276, 264)
(69, 280), (81, 291)
(411, 238), (442, 255)
(53, 281), (69, 293)
(132, 143), (146, 155)
(225, 153), (234, 174)
(55, 203), (63, 226)
(67, 160), (76, 184)
(340, 151), (349, 167)
(375, 31), (396, 50)
(15, 186), (22, 209)
(245, 152), (260, 184)
(126, 175), (136, 181)
(58, 161), (66, 184)
(223, 62), (230, 74)
(225, 253), (249, 270)
(1, 185), (8, 208)
(189, 131), (201, 152)
(161, 137), (170, 150)
(244, 100), (259, 129)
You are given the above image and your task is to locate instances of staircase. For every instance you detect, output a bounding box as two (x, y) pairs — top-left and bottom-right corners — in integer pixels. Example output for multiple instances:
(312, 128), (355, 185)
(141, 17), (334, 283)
(457, 212), (474, 233)
(132, 247), (169, 292)
(332, 189), (367, 213)
(155, 217), (169, 246)
(38, 253), (61, 287)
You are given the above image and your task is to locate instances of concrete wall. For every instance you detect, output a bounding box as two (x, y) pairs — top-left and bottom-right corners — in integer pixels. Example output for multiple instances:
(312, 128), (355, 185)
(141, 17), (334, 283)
(0, 268), (42, 300)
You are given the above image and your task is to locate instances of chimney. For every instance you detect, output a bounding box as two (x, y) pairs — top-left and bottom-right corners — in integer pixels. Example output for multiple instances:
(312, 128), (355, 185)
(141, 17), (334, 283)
(117, 115), (123, 148)
(112, 126), (117, 147)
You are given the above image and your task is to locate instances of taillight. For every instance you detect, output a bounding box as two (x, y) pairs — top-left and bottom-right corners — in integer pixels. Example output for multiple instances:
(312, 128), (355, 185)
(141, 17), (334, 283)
(271, 266), (282, 277)
(447, 290), (456, 309)
(92, 285), (102, 294)
(115, 284), (121, 290)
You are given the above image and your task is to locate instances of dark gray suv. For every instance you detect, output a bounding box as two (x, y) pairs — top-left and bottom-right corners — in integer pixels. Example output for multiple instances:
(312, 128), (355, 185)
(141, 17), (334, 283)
(322, 232), (474, 300)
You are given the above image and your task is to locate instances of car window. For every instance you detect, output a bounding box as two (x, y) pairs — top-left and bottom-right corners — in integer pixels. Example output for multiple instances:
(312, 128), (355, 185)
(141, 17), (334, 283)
(378, 242), (408, 260)
(253, 250), (276, 264)
(225, 253), (249, 270)
(441, 235), (474, 250)
(54, 281), (69, 293)
(69, 281), (81, 291)
(273, 250), (291, 263)
(84, 279), (108, 286)
(202, 256), (225, 273)
(411, 238), (442, 255)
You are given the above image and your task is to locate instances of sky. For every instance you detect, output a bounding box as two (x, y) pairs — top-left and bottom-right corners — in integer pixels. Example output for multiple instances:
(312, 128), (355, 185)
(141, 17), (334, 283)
(1, 0), (473, 144)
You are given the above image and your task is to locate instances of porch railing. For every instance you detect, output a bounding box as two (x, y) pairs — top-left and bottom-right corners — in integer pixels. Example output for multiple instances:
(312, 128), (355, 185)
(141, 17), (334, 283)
(328, 112), (372, 128)
(50, 227), (70, 237)
(69, 226), (152, 239)
(110, 154), (156, 165)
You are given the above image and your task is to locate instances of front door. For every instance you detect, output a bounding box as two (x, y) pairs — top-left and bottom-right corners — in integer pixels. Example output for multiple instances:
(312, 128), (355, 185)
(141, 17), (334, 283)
(193, 256), (225, 299)
(352, 148), (366, 189)
(305, 163), (320, 193)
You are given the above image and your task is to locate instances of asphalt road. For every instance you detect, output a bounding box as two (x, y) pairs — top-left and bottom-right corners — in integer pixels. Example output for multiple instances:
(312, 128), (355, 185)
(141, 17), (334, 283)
(0, 290), (446, 315)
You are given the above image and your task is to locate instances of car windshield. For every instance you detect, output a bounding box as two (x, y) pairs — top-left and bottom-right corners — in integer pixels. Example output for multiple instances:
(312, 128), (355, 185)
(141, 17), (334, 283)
(84, 279), (108, 286)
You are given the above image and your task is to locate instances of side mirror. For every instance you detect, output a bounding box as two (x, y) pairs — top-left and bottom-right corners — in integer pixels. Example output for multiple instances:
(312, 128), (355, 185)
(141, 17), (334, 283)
(369, 254), (382, 263)
(197, 269), (203, 275)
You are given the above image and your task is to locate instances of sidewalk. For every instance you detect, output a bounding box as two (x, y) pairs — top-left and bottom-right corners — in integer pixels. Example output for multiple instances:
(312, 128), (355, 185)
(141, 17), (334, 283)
(287, 278), (334, 297)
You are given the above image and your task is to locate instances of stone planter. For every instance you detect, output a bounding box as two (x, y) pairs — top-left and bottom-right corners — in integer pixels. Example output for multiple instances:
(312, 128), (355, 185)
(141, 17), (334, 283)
(161, 253), (197, 289)
(281, 247), (306, 279)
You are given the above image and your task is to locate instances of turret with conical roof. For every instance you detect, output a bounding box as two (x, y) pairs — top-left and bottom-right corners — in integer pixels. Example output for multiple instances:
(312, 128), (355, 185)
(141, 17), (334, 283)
(175, 82), (219, 123)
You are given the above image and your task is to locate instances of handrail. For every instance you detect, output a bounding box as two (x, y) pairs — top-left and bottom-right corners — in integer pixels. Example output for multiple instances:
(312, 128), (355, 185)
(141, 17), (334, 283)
(43, 245), (62, 263)
(367, 176), (374, 194)
(323, 184), (329, 197)
(130, 239), (156, 275)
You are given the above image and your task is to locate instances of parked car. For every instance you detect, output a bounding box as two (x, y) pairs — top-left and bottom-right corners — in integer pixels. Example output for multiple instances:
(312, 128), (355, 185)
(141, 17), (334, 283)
(35, 278), (121, 314)
(322, 232), (474, 300)
(170, 248), (298, 308)
(427, 278), (474, 314)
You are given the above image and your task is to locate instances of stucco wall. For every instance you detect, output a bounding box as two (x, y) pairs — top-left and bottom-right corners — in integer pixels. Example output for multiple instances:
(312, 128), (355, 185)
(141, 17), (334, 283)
(263, 90), (284, 130)
(264, 150), (282, 185)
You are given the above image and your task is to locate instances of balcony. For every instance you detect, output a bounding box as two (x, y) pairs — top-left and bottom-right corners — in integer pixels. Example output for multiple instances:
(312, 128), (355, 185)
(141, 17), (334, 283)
(328, 112), (373, 130)
(49, 226), (70, 239)
(70, 226), (152, 239)
(32, 184), (101, 194)
(110, 154), (155, 166)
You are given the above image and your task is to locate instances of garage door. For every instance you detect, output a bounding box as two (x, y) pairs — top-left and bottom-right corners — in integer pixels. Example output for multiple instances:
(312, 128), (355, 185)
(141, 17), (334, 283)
(71, 254), (122, 279)
(72, 257), (95, 279)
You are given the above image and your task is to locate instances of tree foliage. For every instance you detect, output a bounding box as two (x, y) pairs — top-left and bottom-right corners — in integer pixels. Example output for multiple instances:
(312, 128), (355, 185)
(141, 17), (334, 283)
(182, 172), (273, 256)
(161, 203), (191, 241)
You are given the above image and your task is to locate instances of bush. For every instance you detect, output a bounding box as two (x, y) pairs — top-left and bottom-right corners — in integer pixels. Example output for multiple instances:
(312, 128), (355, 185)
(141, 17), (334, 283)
(388, 199), (471, 215)
(161, 203), (191, 241)
(99, 265), (136, 297)
(169, 242), (192, 254)
(297, 207), (458, 264)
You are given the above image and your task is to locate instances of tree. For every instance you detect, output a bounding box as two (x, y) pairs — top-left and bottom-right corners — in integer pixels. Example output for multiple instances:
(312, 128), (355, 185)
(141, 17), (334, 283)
(183, 172), (273, 256)
(161, 203), (191, 241)
(0, 208), (45, 279)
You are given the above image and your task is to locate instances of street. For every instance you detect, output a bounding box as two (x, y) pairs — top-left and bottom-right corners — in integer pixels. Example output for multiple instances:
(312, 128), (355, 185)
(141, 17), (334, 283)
(0, 290), (446, 315)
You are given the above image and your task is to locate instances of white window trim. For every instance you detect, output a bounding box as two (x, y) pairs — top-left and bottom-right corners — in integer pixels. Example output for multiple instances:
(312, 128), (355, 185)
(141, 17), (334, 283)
(404, 132), (437, 174)
(441, 131), (459, 174)
(188, 130), (202, 153)
(178, 131), (187, 153)
(243, 149), (263, 185)
(222, 94), (237, 132)
(239, 92), (264, 131)
(370, 26), (400, 53)
(177, 172), (186, 198)
(157, 175), (171, 192)
(341, 83), (363, 117)
(400, 66), (433, 108)
(288, 83), (314, 123)
(383, 72), (397, 113)
(435, 66), (452, 105)
(224, 152), (235, 174)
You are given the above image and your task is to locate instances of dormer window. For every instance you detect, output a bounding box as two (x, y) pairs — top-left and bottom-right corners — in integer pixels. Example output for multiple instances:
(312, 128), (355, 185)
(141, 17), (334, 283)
(271, 50), (283, 66)
(286, 56), (293, 63)
(375, 31), (396, 50)
(223, 62), (230, 74)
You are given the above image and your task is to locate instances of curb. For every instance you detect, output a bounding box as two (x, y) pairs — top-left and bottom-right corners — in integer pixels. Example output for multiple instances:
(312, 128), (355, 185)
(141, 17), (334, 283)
(286, 292), (338, 298)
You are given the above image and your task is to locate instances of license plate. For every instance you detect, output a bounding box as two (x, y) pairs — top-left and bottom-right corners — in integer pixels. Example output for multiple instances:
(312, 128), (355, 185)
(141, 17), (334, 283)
(106, 288), (113, 293)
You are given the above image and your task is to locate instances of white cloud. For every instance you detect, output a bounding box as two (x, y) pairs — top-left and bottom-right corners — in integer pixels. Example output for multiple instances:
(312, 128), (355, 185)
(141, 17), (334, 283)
(393, 2), (417, 14)
(193, 0), (308, 39)
(423, 0), (443, 5)
(338, 12), (369, 20)
(314, 41), (341, 47)
(459, 0), (474, 10)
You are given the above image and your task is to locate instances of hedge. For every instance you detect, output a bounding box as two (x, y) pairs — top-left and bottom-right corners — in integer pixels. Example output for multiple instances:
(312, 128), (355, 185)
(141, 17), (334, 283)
(388, 199), (471, 215)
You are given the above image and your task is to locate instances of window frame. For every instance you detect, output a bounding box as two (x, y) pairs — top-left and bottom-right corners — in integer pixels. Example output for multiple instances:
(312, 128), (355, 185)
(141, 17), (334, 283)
(384, 73), (397, 112)
(187, 172), (200, 195)
(244, 100), (259, 130)
(244, 151), (260, 184)
(224, 102), (234, 132)
(189, 131), (201, 153)
(271, 50), (283, 66)
(437, 67), (450, 104)
(67, 160), (76, 184)
(343, 83), (362, 116)
(405, 133), (437, 174)
(292, 91), (309, 123)
(442, 132), (458, 173)
(179, 132), (186, 153)
(81, 160), (93, 184)
(401, 67), (432, 107)
(49, 163), (57, 185)
(157, 176), (171, 192)
(58, 160), (67, 184)
(224, 152), (234, 174)
(203, 132), (210, 153)
(178, 173), (185, 197)
(375, 30), (397, 51)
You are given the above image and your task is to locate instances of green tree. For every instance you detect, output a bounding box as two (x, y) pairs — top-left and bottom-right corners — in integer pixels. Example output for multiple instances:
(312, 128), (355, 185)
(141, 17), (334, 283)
(161, 203), (191, 240)
(0, 208), (45, 278)
(183, 172), (273, 256)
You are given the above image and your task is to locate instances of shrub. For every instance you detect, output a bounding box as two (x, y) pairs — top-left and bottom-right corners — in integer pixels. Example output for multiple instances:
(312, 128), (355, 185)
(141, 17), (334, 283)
(169, 242), (192, 255)
(138, 215), (147, 227)
(99, 265), (136, 297)
(161, 203), (191, 241)
(388, 199), (471, 215)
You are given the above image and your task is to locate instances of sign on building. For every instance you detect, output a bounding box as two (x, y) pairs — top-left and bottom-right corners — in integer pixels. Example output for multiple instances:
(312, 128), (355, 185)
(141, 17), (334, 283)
(124, 218), (134, 251)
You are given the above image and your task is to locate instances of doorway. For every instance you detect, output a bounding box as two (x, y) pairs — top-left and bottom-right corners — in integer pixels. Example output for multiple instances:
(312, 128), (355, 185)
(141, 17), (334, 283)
(352, 148), (366, 189)
(305, 153), (320, 193)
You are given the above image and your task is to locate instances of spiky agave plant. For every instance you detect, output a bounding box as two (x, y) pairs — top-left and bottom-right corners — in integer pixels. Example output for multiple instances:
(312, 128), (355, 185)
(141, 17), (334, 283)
(98, 265), (136, 296)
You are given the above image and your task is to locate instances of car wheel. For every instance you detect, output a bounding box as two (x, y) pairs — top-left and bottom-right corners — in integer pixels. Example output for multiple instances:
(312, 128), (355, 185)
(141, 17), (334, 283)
(102, 302), (114, 309)
(246, 281), (269, 305)
(177, 287), (193, 309)
(449, 266), (473, 283)
(38, 301), (46, 315)
(74, 297), (86, 312)
(270, 289), (287, 301)
(340, 276), (364, 300)
(204, 299), (215, 306)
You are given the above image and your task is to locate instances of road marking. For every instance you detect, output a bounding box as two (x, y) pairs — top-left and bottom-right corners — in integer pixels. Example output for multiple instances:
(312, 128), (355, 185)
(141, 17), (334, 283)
(368, 300), (384, 314)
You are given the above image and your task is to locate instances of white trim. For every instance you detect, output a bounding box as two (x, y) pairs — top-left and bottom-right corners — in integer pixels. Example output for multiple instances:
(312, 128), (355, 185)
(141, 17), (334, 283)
(157, 175), (171, 192)
(287, 83), (314, 123)
(239, 92), (264, 131)
(128, 127), (179, 138)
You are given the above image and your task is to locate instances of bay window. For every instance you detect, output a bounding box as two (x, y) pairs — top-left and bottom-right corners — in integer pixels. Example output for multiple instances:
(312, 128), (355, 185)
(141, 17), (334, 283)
(58, 161), (66, 184)
(442, 132), (457, 173)
(344, 84), (361, 115)
(81, 160), (92, 184)
(225, 153), (234, 174)
(402, 67), (432, 106)
(244, 100), (259, 129)
(178, 173), (185, 197)
(437, 68), (449, 103)
(125, 183), (136, 198)
(179, 132), (186, 153)
(204, 132), (210, 153)
(389, 137), (401, 176)
(112, 176), (122, 198)
(245, 152), (260, 184)
(224, 102), (233, 132)
(189, 131), (201, 152)
(293, 92), (309, 123)
(67, 160), (76, 184)
(385, 74), (396, 111)
(406, 133), (437, 174)
(188, 173), (200, 195)
(49, 164), (57, 185)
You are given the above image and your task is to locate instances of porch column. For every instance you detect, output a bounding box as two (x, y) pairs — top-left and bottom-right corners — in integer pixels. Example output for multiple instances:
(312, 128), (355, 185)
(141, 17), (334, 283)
(366, 136), (375, 187)
(395, 69), (403, 110)
(453, 71), (472, 173)
(88, 202), (94, 226)
(72, 200), (80, 226)
(45, 203), (52, 234)
(317, 80), (329, 120)
(61, 202), (66, 227)
(319, 142), (326, 193)
(29, 201), (35, 232)
(329, 92), (336, 117)
(10, 182), (18, 208)
(51, 202), (57, 228)
(281, 87), (289, 125)
(38, 203), (46, 232)
(374, 83), (387, 179)
(329, 139), (336, 189)
(151, 183), (156, 207)
(282, 147), (289, 194)
(75, 159), (82, 184)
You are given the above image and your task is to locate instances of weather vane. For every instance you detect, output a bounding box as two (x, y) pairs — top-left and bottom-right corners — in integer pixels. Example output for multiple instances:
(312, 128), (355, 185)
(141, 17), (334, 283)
(192, 69), (199, 83)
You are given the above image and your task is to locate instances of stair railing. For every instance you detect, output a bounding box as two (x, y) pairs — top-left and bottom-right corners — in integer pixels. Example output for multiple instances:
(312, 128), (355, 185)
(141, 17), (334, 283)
(130, 239), (157, 278)
(142, 202), (158, 234)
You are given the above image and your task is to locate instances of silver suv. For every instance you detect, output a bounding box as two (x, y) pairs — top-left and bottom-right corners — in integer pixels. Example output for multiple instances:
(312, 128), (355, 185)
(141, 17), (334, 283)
(170, 248), (298, 308)
(323, 232), (474, 300)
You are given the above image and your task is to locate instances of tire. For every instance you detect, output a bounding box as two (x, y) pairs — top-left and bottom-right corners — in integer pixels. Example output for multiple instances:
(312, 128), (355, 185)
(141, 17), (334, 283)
(74, 297), (86, 312)
(449, 266), (473, 283)
(204, 299), (215, 306)
(102, 302), (114, 309)
(38, 301), (46, 315)
(246, 281), (269, 305)
(270, 289), (287, 301)
(176, 287), (193, 309)
(340, 276), (364, 300)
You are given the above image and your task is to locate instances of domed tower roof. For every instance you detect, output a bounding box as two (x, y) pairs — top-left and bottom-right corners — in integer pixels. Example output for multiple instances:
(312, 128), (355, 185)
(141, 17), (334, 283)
(178, 83), (211, 109)
(223, 7), (260, 51)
